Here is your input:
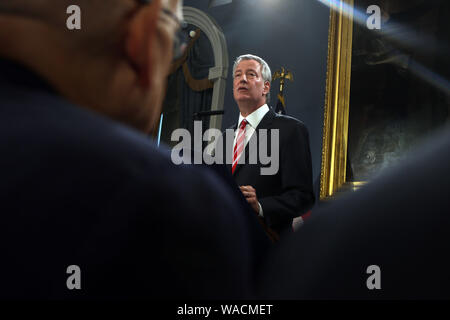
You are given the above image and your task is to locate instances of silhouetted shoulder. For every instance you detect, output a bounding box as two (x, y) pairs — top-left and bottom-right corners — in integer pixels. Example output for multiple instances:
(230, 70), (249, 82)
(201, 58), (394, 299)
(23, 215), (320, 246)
(260, 127), (450, 299)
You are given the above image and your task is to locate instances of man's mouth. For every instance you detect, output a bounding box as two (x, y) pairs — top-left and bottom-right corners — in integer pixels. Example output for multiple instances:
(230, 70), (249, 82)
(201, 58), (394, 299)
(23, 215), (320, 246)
(238, 87), (248, 92)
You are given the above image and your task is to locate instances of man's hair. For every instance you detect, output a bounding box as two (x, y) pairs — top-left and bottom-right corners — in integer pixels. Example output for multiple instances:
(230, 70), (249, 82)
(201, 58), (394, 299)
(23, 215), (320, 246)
(232, 54), (272, 103)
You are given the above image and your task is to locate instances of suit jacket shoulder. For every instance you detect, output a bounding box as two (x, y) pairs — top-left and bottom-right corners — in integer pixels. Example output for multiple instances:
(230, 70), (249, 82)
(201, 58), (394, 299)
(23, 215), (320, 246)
(271, 112), (310, 133)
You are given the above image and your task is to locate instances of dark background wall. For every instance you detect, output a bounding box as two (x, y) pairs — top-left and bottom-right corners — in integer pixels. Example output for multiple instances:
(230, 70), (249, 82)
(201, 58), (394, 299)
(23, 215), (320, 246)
(184, 0), (330, 193)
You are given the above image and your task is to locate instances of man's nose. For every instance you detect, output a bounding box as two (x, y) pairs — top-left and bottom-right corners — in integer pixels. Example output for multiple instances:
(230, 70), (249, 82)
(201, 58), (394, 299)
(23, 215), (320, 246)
(240, 75), (248, 83)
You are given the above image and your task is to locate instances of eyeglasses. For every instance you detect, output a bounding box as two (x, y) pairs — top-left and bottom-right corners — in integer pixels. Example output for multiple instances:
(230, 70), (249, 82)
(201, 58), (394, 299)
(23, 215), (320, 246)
(138, 0), (188, 60)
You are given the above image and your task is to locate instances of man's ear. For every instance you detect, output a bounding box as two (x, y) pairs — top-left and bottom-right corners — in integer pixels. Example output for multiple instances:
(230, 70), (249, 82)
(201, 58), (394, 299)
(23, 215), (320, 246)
(263, 80), (271, 96)
(125, 0), (162, 89)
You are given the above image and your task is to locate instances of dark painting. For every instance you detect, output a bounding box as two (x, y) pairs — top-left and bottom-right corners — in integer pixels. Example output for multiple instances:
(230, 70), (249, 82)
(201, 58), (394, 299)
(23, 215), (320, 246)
(347, 0), (450, 181)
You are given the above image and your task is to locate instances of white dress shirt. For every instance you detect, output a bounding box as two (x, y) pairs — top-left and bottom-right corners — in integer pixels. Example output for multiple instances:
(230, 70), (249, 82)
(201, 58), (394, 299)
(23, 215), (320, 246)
(233, 104), (270, 149)
(233, 104), (270, 217)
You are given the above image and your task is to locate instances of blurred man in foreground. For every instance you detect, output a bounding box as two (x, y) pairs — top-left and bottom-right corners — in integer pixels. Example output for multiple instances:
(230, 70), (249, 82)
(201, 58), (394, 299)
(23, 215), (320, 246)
(0, 0), (255, 299)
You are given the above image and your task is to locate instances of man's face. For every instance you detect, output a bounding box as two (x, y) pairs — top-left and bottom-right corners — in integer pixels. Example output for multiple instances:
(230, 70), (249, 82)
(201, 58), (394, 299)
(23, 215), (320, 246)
(233, 59), (268, 108)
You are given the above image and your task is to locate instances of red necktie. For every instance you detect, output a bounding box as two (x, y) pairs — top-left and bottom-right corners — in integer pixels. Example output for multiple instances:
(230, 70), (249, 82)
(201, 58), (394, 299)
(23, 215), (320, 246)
(232, 119), (248, 174)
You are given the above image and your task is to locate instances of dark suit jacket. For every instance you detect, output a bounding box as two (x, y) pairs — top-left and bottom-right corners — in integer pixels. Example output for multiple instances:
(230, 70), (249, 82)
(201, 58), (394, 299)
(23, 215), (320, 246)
(0, 59), (255, 300)
(221, 108), (315, 235)
(260, 126), (450, 299)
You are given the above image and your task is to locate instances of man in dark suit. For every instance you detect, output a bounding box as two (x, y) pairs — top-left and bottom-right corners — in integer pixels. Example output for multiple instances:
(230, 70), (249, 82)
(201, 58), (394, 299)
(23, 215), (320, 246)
(0, 0), (256, 299)
(260, 127), (450, 299)
(221, 54), (315, 237)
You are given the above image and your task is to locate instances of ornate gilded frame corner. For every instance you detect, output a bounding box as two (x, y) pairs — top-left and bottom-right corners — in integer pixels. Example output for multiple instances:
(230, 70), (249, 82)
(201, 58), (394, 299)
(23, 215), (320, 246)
(320, 0), (355, 200)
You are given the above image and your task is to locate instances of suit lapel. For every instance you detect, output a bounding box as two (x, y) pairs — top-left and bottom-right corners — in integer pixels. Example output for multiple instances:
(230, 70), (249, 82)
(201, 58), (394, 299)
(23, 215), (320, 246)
(232, 108), (276, 177)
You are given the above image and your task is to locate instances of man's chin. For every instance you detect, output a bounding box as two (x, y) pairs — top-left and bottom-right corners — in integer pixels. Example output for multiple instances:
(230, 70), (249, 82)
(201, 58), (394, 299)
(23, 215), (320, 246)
(235, 95), (252, 103)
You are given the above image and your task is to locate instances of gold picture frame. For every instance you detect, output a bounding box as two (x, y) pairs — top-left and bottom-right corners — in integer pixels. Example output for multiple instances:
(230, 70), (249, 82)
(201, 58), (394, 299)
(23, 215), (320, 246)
(320, 0), (450, 200)
(320, 0), (355, 200)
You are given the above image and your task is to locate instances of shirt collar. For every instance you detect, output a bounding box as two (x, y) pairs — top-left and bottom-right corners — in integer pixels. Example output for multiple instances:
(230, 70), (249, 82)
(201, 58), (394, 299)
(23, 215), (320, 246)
(237, 104), (270, 129)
